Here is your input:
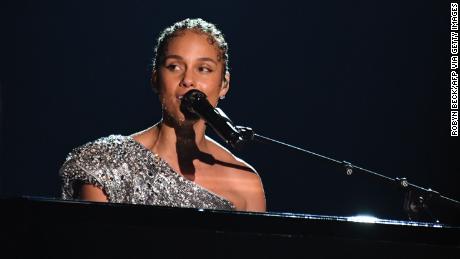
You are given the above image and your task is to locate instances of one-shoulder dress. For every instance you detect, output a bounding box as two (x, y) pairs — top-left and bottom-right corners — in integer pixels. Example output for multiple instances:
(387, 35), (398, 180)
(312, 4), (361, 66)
(60, 135), (235, 211)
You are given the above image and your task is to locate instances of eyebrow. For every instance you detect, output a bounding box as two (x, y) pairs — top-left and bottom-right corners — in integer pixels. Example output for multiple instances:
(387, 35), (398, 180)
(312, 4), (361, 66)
(164, 55), (218, 65)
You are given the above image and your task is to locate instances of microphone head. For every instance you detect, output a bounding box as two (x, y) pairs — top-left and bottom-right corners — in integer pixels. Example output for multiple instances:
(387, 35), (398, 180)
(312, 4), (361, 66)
(180, 89), (245, 149)
(181, 89), (208, 114)
(182, 88), (206, 104)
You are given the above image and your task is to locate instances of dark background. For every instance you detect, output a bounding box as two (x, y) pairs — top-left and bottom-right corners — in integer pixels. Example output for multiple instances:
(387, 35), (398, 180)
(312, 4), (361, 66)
(1, 0), (458, 223)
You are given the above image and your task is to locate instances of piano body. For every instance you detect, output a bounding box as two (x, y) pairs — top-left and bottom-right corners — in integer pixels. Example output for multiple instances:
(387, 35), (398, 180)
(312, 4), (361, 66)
(1, 197), (459, 258)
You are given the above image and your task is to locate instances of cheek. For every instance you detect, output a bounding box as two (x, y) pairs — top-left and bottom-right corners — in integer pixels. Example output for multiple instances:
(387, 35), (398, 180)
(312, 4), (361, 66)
(207, 89), (223, 107)
(158, 92), (175, 106)
(158, 70), (178, 89)
(156, 86), (174, 108)
(157, 79), (177, 98)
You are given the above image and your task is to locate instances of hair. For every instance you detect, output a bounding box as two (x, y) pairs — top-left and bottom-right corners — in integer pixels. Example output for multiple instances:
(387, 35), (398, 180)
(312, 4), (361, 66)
(152, 18), (229, 76)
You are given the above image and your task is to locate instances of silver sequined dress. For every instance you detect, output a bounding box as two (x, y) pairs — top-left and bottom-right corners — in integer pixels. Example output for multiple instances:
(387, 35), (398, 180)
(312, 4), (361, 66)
(60, 135), (236, 210)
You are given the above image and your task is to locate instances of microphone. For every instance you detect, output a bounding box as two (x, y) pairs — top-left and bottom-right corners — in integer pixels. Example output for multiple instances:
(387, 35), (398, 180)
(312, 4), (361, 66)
(181, 89), (244, 148)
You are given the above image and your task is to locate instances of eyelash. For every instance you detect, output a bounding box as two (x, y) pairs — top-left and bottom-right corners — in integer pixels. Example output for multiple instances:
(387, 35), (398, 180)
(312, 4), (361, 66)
(166, 64), (180, 71)
(199, 66), (213, 73)
(165, 64), (213, 73)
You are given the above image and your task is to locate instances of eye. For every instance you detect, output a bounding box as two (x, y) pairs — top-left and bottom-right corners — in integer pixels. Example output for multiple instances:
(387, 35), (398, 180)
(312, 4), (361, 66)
(198, 66), (213, 73)
(166, 64), (181, 71)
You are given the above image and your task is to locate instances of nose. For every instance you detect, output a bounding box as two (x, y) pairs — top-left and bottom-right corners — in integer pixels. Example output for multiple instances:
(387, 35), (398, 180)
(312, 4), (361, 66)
(180, 69), (195, 88)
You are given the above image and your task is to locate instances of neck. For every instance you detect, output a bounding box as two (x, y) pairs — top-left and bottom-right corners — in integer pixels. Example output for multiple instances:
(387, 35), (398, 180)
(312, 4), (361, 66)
(150, 119), (209, 176)
(156, 119), (207, 148)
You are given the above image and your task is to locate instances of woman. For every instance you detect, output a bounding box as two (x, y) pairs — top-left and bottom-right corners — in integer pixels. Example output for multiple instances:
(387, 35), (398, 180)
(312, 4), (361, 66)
(60, 18), (266, 212)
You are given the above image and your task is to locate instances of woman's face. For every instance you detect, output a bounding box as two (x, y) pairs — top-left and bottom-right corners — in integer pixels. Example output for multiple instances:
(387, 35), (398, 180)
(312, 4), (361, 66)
(154, 30), (229, 126)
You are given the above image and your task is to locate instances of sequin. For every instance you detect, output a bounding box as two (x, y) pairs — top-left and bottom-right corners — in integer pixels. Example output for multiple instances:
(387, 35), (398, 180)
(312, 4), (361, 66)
(59, 135), (236, 211)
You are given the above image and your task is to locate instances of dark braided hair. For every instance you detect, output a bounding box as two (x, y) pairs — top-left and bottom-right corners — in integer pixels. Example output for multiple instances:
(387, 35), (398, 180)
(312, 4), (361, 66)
(152, 18), (229, 76)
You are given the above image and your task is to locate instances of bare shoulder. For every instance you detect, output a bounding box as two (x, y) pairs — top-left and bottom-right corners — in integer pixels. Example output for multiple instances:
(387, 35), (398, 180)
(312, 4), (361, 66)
(206, 136), (267, 212)
(130, 125), (159, 149)
(205, 136), (256, 173)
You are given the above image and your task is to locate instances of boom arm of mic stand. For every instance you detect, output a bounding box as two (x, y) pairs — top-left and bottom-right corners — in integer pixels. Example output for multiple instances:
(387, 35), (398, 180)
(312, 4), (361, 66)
(237, 126), (460, 223)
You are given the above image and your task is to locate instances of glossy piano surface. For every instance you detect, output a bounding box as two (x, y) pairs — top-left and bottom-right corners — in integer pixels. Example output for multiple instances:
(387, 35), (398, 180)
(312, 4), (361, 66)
(2, 196), (459, 258)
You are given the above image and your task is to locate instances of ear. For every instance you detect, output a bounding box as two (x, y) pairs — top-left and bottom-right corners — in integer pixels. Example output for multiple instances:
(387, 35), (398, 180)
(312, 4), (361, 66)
(151, 70), (159, 93)
(219, 71), (230, 97)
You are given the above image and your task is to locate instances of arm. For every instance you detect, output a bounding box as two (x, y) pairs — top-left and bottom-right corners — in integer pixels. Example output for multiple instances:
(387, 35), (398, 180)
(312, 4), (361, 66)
(244, 173), (266, 212)
(75, 183), (109, 202)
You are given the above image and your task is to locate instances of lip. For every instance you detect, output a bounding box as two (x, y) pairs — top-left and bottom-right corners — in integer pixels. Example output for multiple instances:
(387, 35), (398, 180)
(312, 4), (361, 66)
(176, 89), (199, 101)
(176, 91), (191, 100)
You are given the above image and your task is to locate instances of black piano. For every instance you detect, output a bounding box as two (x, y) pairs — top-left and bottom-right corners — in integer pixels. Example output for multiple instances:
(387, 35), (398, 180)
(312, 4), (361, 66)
(1, 197), (459, 258)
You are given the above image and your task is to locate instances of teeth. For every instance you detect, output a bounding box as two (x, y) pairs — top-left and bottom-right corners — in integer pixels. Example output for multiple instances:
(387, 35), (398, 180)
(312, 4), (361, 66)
(178, 96), (183, 99)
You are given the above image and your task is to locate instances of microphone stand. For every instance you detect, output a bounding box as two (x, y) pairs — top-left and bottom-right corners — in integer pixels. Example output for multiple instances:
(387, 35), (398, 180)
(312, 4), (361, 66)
(233, 126), (460, 224)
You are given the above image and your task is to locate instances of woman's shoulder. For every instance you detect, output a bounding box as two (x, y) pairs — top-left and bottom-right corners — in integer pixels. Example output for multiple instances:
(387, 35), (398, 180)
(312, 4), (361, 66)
(65, 134), (134, 162)
(205, 136), (257, 174)
(205, 136), (263, 193)
(205, 136), (266, 212)
(60, 134), (137, 202)
(61, 134), (138, 181)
